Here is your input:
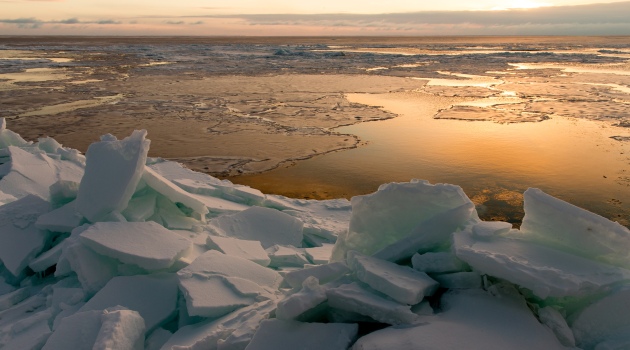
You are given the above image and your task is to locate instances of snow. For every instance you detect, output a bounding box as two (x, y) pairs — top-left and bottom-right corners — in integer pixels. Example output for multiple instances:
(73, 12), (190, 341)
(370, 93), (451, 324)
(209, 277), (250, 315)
(348, 251), (439, 305)
(245, 319), (358, 350)
(79, 221), (192, 271)
(206, 236), (270, 267)
(75, 130), (150, 222)
(209, 206), (303, 248)
(1, 123), (630, 349)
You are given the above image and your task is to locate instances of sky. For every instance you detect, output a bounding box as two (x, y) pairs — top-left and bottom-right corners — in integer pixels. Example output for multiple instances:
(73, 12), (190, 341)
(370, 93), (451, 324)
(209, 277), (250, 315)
(1, 0), (630, 36)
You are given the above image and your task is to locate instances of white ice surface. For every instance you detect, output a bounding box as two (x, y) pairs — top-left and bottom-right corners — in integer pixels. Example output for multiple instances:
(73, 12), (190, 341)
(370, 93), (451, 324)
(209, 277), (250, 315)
(326, 282), (418, 325)
(276, 276), (327, 320)
(454, 229), (630, 299)
(79, 221), (192, 270)
(0, 195), (49, 277)
(351, 289), (566, 350)
(284, 262), (350, 289)
(75, 130), (149, 222)
(78, 274), (178, 331)
(35, 200), (84, 233)
(209, 206), (303, 248)
(93, 308), (146, 350)
(246, 319), (358, 350)
(348, 251), (439, 305)
(206, 235), (270, 267)
(332, 180), (477, 262)
(266, 244), (310, 268)
(472, 221), (512, 239)
(142, 166), (209, 220)
(304, 244), (334, 264)
(521, 188), (630, 268)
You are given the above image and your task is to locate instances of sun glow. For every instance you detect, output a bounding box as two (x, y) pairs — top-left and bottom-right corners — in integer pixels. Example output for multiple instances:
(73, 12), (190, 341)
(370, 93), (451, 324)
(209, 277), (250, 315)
(491, 0), (550, 10)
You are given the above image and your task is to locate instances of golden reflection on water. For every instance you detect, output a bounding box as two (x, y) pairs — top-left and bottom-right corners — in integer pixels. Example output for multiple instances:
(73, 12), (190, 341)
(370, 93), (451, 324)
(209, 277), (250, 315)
(234, 91), (630, 225)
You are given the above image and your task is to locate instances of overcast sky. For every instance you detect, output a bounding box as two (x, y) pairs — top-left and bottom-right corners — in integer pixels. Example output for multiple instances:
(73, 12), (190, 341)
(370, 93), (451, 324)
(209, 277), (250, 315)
(1, 0), (629, 35)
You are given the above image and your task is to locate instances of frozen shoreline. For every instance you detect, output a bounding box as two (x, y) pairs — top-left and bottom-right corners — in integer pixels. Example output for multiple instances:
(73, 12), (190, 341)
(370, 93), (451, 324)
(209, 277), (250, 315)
(0, 121), (630, 349)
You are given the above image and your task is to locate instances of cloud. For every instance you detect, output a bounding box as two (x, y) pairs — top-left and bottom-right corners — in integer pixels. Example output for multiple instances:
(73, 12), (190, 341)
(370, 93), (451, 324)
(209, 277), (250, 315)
(0, 17), (43, 28)
(0, 17), (122, 28)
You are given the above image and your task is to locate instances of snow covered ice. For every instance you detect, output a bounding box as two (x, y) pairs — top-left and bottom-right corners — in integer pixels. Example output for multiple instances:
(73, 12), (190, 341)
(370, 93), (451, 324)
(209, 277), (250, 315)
(0, 120), (629, 349)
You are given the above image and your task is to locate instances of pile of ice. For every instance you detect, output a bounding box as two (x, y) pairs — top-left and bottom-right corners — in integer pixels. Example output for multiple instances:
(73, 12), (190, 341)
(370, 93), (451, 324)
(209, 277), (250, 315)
(0, 118), (629, 350)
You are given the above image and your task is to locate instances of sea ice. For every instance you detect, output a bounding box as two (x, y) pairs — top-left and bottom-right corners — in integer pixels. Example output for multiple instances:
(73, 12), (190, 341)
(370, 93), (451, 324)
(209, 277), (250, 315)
(266, 244), (310, 268)
(411, 251), (467, 274)
(62, 237), (119, 295)
(471, 220), (512, 239)
(521, 188), (630, 268)
(209, 206), (303, 248)
(570, 288), (630, 349)
(284, 262), (350, 289)
(0, 195), (49, 277)
(351, 289), (566, 350)
(79, 221), (192, 270)
(35, 200), (84, 233)
(78, 274), (178, 331)
(75, 130), (150, 222)
(276, 276), (327, 320)
(454, 229), (630, 299)
(93, 308), (146, 350)
(206, 236), (270, 267)
(0, 118), (30, 149)
(326, 282), (418, 325)
(431, 271), (482, 290)
(304, 244), (334, 264)
(537, 306), (575, 347)
(246, 319), (358, 350)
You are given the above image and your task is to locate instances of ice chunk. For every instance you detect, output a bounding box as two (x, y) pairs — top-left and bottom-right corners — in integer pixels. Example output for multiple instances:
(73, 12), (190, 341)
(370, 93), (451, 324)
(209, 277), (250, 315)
(284, 262), (350, 289)
(327, 282), (417, 325)
(75, 130), (150, 222)
(304, 244), (334, 264)
(207, 236), (270, 267)
(142, 166), (209, 220)
(48, 180), (80, 207)
(282, 198), (352, 244)
(79, 221), (192, 270)
(35, 200), (84, 233)
(177, 251), (281, 318)
(63, 238), (118, 295)
(266, 245), (310, 268)
(454, 229), (630, 299)
(210, 206), (303, 248)
(332, 180), (477, 262)
(0, 190), (17, 205)
(0, 195), (49, 277)
(93, 308), (145, 350)
(371, 202), (476, 263)
(571, 288), (630, 349)
(348, 252), (438, 305)
(246, 319), (358, 350)
(538, 306), (575, 347)
(472, 220), (512, 239)
(43, 309), (103, 350)
(122, 191), (157, 222)
(521, 188), (630, 268)
(161, 300), (275, 350)
(431, 271), (482, 289)
(276, 276), (327, 320)
(145, 328), (172, 350)
(411, 252), (466, 274)
(154, 195), (200, 230)
(172, 178), (220, 196)
(1, 312), (51, 350)
(0, 118), (30, 149)
(0, 288), (30, 311)
(79, 274), (178, 331)
(352, 289), (566, 350)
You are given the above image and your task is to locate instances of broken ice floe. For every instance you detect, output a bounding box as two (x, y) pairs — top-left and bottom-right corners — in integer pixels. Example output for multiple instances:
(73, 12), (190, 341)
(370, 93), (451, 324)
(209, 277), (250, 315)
(0, 120), (629, 349)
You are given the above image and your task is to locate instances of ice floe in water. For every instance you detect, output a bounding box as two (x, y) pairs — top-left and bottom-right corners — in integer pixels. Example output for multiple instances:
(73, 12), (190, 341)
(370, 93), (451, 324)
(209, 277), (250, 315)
(0, 118), (629, 349)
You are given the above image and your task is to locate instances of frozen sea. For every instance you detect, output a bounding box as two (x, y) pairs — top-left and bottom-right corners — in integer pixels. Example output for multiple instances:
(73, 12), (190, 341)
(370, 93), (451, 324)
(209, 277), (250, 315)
(1, 36), (629, 227)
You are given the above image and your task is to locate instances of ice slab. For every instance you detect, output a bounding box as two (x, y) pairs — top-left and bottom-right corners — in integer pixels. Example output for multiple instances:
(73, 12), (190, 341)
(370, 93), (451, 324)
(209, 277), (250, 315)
(348, 252), (439, 305)
(276, 276), (327, 320)
(0, 146), (83, 201)
(327, 282), (418, 325)
(79, 274), (178, 331)
(538, 306), (575, 347)
(0, 288), (30, 311)
(43, 309), (103, 350)
(266, 245), (310, 268)
(122, 191), (157, 222)
(75, 130), (150, 222)
(284, 262), (350, 289)
(431, 271), (482, 290)
(48, 180), (79, 207)
(63, 238), (119, 295)
(1, 313), (51, 350)
(472, 221), (512, 239)
(453, 229), (630, 299)
(93, 308), (146, 350)
(0, 195), (49, 277)
(246, 319), (358, 350)
(411, 252), (467, 274)
(332, 180), (477, 262)
(28, 243), (64, 273)
(35, 200), (84, 233)
(352, 289), (566, 350)
(206, 235), (270, 267)
(0, 118), (30, 149)
(210, 206), (303, 248)
(145, 328), (172, 350)
(304, 244), (334, 265)
(521, 188), (630, 268)
(161, 300), (275, 350)
(142, 166), (209, 220)
(79, 221), (192, 270)
(571, 288), (630, 349)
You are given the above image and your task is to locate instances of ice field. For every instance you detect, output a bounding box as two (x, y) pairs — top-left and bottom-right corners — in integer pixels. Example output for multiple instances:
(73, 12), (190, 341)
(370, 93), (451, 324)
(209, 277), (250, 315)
(0, 119), (629, 349)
